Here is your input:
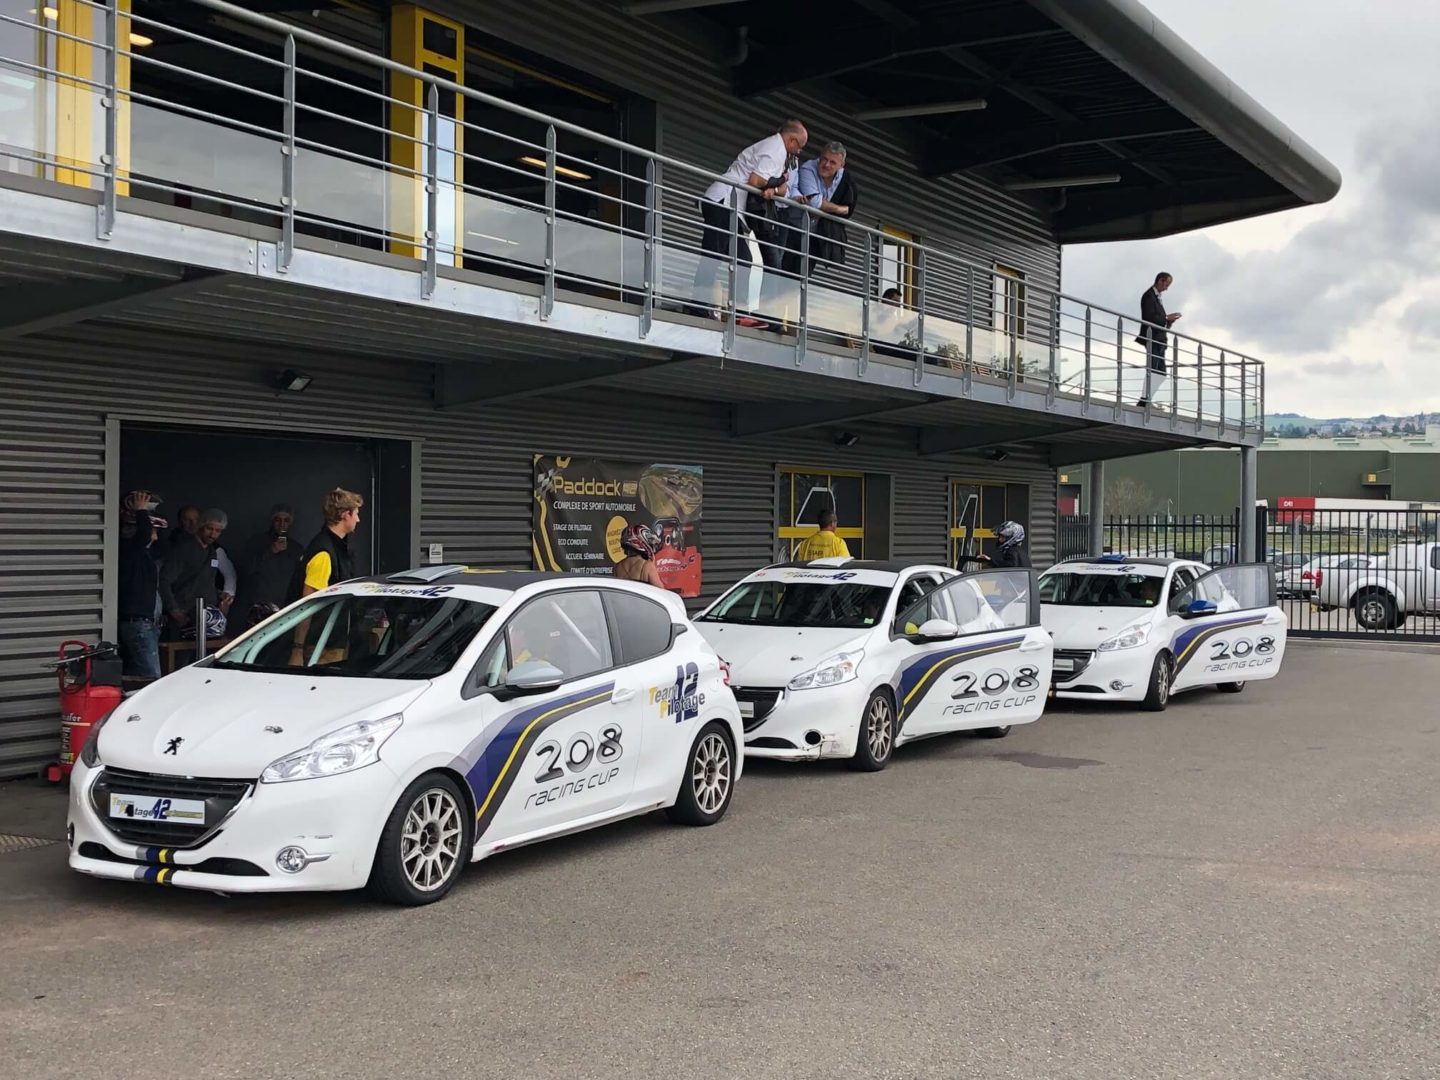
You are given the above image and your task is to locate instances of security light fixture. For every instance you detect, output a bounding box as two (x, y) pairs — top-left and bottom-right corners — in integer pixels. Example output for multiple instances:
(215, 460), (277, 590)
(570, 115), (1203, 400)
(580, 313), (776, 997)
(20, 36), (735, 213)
(986, 448), (1009, 462)
(129, 33), (154, 47)
(834, 431), (859, 448)
(1003, 174), (1122, 191)
(856, 100), (988, 121)
(272, 368), (313, 393)
(518, 156), (593, 182)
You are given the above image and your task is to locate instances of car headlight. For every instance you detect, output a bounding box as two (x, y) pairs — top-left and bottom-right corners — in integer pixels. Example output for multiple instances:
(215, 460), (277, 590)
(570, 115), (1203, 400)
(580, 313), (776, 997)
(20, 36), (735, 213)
(1097, 623), (1152, 651)
(787, 650), (864, 691)
(78, 708), (117, 768)
(261, 715), (403, 783)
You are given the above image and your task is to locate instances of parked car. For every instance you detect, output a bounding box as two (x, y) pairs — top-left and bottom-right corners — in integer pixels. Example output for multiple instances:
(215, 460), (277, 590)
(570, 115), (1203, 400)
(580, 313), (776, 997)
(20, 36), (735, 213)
(1314, 543), (1440, 629)
(1040, 554), (1290, 710)
(1279, 553), (1370, 600)
(69, 567), (742, 905)
(695, 560), (1051, 770)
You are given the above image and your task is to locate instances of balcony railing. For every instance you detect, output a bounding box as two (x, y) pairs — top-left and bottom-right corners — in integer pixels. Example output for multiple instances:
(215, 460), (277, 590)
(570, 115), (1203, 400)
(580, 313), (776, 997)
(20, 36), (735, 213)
(0, 0), (1263, 431)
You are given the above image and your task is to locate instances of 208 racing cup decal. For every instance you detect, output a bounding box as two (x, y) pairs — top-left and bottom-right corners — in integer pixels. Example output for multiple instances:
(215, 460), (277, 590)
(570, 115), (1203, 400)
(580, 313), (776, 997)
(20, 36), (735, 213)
(893, 635), (1028, 725)
(1170, 616), (1272, 676)
(461, 683), (616, 839)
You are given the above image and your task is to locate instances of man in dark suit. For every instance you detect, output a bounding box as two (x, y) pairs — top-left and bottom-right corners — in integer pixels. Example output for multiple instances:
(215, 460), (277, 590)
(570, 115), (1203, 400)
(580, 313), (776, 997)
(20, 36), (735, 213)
(1137, 271), (1181, 405)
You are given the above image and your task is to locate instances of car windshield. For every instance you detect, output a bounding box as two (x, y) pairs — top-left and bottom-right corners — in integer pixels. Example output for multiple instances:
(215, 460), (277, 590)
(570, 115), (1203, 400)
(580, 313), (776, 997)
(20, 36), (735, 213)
(700, 581), (892, 628)
(1040, 571), (1165, 608)
(214, 592), (499, 679)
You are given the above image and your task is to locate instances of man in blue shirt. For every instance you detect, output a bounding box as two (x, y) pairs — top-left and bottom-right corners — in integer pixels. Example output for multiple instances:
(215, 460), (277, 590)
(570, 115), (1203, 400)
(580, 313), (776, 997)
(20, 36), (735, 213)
(795, 142), (857, 275)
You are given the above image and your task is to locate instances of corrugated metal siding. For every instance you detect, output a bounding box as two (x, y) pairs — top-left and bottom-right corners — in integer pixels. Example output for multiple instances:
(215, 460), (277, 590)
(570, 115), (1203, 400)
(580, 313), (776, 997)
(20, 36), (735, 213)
(0, 334), (1055, 777)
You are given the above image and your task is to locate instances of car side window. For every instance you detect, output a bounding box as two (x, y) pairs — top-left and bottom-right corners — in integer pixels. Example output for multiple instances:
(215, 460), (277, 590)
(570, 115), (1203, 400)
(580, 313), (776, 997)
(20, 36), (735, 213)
(603, 591), (674, 664)
(895, 576), (930, 615)
(1168, 567), (1194, 608)
(502, 592), (613, 681)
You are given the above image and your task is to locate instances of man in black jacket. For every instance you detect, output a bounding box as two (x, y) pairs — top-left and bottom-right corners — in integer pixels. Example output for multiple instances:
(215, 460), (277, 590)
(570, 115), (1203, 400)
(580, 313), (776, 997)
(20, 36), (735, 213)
(236, 502), (303, 630)
(117, 490), (166, 678)
(796, 142), (858, 275)
(1137, 272), (1181, 404)
(288, 488), (364, 667)
(159, 507), (231, 637)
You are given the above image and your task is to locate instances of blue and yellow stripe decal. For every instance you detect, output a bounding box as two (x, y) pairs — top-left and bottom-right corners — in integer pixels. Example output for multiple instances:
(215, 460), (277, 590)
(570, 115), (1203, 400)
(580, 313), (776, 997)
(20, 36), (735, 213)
(134, 865), (178, 885)
(1170, 615), (1267, 675)
(894, 635), (1027, 723)
(466, 682), (614, 839)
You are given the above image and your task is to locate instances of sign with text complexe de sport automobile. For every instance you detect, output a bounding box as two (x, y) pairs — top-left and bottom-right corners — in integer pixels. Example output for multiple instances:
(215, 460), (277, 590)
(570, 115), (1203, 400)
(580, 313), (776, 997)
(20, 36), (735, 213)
(532, 454), (703, 598)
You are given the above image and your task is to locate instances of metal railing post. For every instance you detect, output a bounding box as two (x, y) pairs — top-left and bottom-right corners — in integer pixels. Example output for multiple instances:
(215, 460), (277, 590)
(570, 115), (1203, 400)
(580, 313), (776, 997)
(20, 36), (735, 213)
(1218, 349), (1227, 434)
(279, 33), (297, 273)
(1194, 343), (1204, 434)
(194, 598), (207, 661)
(1046, 292), (1057, 408)
(859, 230), (872, 377)
(913, 246), (927, 386)
(640, 158), (655, 338)
(1240, 356), (1250, 430)
(1169, 335), (1179, 428)
(1082, 305), (1092, 415)
(724, 186), (739, 354)
(963, 265), (974, 396)
(422, 82), (439, 300)
(795, 211), (811, 366)
(97, 0), (120, 240)
(541, 123), (556, 319)
(1259, 362), (1266, 429)
(1008, 287), (1021, 400)
(1113, 316), (1123, 421)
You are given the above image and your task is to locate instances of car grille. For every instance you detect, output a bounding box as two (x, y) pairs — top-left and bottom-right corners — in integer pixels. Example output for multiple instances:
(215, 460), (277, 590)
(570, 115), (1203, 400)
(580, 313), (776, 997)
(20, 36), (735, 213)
(90, 767), (253, 849)
(732, 687), (783, 732)
(78, 841), (268, 877)
(1052, 650), (1095, 683)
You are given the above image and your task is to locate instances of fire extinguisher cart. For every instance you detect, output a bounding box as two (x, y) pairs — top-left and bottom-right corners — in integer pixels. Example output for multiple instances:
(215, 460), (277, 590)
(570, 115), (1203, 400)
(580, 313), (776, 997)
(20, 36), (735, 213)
(46, 640), (124, 783)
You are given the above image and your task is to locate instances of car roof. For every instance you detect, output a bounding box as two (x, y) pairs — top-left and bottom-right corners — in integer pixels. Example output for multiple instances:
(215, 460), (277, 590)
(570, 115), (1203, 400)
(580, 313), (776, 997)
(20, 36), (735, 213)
(334, 566), (689, 617)
(767, 559), (950, 575)
(1047, 557), (1195, 576)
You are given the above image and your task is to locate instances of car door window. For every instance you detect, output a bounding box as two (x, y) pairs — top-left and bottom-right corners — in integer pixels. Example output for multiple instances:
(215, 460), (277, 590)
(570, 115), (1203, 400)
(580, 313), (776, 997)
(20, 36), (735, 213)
(502, 591), (613, 680)
(1167, 567), (1195, 611)
(603, 591), (674, 664)
(898, 569), (1037, 636)
(1171, 564), (1274, 613)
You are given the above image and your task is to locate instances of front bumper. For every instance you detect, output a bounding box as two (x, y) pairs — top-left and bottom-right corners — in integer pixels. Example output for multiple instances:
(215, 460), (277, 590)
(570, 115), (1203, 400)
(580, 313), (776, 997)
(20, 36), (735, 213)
(734, 681), (864, 762)
(67, 758), (400, 893)
(1050, 647), (1150, 703)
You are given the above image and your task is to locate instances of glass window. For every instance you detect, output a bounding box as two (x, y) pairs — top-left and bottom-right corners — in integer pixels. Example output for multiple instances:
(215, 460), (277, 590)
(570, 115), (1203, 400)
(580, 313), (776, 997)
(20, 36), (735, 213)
(702, 580), (891, 629)
(779, 467), (865, 559)
(1171, 565), (1275, 614)
(503, 591), (613, 680)
(951, 480), (1028, 567)
(899, 569), (1035, 636)
(1041, 570), (1165, 609)
(216, 593), (498, 679)
(604, 590), (673, 664)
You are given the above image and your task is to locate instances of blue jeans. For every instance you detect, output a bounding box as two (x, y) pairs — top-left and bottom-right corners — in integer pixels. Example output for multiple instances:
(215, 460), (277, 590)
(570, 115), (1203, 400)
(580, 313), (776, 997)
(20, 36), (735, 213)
(118, 618), (161, 679)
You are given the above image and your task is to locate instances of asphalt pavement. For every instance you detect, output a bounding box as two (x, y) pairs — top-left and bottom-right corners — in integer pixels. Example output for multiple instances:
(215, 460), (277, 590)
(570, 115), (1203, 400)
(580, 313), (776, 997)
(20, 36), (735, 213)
(2, 644), (1438, 1080)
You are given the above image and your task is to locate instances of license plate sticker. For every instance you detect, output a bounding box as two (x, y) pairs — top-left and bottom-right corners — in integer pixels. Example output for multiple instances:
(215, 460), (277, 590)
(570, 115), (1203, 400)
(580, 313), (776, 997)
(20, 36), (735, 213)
(1054, 658), (1076, 672)
(108, 793), (206, 825)
(737, 701), (755, 719)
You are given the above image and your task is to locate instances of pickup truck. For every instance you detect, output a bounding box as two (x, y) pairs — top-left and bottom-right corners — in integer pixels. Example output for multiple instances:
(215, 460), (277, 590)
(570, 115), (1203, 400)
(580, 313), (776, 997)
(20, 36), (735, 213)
(1315, 542), (1440, 629)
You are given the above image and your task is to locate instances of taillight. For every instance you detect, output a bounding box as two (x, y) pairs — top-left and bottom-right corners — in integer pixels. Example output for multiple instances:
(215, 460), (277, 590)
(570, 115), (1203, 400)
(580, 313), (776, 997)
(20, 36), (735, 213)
(1301, 570), (1314, 581)
(1313, 569), (1323, 589)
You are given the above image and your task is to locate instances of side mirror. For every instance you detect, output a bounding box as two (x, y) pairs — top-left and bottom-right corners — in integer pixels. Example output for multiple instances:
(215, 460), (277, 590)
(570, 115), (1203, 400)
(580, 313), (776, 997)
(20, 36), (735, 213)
(1181, 599), (1218, 619)
(504, 660), (566, 696)
(914, 618), (960, 641)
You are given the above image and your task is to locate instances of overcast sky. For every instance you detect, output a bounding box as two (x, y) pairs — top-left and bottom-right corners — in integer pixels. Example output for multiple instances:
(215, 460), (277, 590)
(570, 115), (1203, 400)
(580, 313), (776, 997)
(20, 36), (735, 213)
(1061, 0), (1440, 419)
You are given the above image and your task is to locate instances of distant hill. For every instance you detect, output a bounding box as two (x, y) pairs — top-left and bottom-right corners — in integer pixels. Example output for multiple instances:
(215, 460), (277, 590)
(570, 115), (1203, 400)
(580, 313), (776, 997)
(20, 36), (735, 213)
(1266, 412), (1439, 438)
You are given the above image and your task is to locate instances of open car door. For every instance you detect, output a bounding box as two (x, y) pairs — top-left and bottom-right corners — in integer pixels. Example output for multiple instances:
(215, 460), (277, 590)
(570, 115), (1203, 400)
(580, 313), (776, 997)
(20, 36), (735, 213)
(1167, 563), (1288, 693)
(890, 569), (1053, 740)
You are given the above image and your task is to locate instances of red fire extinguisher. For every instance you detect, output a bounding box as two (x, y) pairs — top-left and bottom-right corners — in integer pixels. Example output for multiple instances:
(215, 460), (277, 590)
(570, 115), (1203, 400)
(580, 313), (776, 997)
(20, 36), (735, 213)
(48, 640), (124, 782)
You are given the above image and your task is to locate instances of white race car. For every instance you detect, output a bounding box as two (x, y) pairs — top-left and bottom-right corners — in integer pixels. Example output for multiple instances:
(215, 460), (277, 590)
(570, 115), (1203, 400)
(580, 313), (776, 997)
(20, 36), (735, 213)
(695, 560), (1053, 770)
(69, 567), (742, 905)
(1040, 555), (1290, 710)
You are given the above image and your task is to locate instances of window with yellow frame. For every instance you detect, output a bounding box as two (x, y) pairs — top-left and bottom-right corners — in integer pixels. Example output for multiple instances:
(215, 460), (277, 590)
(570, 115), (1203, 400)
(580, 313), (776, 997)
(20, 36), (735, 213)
(778, 467), (864, 559)
(878, 225), (917, 307)
(951, 479), (1029, 567)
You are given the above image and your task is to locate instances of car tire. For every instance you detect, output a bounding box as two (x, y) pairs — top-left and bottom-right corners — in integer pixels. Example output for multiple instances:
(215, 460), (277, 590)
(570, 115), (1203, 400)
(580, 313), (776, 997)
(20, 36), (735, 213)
(974, 725), (1012, 739)
(1218, 681), (1245, 694)
(666, 721), (735, 827)
(367, 772), (471, 906)
(1353, 590), (1396, 631)
(849, 689), (896, 772)
(1140, 652), (1173, 712)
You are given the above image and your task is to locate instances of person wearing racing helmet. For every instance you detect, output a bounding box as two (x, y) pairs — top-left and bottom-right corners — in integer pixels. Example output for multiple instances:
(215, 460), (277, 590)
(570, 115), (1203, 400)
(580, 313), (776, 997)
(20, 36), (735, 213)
(614, 523), (665, 588)
(976, 520), (1029, 569)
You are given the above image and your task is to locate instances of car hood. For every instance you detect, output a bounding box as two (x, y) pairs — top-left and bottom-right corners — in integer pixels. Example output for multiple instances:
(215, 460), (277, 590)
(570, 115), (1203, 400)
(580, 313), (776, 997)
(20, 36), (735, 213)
(1041, 604), (1154, 649)
(96, 666), (433, 778)
(695, 623), (870, 687)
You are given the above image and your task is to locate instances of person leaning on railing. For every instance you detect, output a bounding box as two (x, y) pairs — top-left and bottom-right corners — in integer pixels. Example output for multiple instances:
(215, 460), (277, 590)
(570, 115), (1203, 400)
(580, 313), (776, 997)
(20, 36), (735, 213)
(693, 119), (809, 324)
(795, 141), (858, 277)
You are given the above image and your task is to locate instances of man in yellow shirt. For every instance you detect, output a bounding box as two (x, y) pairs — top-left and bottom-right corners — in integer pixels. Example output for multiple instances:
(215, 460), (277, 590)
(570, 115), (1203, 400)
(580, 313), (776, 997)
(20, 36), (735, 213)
(795, 510), (851, 561)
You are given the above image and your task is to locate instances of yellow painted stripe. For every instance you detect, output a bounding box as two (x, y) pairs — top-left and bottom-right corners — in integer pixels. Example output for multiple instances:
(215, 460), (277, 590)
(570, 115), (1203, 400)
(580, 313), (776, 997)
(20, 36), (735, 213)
(901, 640), (1020, 712)
(474, 690), (612, 821)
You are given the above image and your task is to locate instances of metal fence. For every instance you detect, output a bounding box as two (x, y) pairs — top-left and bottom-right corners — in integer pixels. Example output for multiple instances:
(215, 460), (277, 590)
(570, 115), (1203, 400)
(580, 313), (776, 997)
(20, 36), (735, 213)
(0, 0), (1264, 429)
(1062, 507), (1440, 642)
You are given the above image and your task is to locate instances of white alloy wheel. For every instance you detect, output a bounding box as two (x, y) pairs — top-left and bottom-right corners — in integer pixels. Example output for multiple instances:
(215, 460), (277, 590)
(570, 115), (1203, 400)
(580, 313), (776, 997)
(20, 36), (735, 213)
(692, 731), (733, 815)
(401, 787), (464, 893)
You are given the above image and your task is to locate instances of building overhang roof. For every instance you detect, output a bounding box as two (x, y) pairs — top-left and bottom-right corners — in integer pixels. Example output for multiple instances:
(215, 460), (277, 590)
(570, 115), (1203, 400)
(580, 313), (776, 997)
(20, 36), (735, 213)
(638, 0), (1341, 242)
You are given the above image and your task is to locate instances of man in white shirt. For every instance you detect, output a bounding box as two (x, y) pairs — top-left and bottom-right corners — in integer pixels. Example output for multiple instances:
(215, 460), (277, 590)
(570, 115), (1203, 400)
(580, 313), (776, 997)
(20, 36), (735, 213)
(694, 119), (808, 322)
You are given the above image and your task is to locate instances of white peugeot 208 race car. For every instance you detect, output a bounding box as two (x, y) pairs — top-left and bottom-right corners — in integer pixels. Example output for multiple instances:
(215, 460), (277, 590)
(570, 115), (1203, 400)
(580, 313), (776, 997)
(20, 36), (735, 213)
(1039, 554), (1290, 710)
(69, 567), (742, 905)
(695, 560), (1053, 770)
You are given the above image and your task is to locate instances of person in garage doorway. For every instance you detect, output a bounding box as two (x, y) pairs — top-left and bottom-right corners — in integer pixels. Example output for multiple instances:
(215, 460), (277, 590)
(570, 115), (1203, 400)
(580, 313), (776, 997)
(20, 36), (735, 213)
(614, 524), (665, 589)
(795, 509), (851, 562)
(237, 502), (303, 629)
(293, 488), (363, 599)
(161, 503), (200, 556)
(974, 520), (1029, 569)
(158, 507), (232, 638)
(117, 489), (166, 679)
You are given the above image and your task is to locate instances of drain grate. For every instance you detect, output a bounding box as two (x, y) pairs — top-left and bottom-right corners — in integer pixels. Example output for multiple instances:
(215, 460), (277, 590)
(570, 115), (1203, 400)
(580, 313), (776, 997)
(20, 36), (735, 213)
(0, 833), (60, 855)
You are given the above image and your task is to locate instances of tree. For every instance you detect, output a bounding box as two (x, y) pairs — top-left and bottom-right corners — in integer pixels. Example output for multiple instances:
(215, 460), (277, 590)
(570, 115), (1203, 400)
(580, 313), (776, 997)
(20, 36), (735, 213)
(1106, 476), (1160, 517)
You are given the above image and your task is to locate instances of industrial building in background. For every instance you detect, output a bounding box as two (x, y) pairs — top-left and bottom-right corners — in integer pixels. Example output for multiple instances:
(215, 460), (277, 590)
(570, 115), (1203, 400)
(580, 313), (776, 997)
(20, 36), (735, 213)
(0, 0), (1339, 776)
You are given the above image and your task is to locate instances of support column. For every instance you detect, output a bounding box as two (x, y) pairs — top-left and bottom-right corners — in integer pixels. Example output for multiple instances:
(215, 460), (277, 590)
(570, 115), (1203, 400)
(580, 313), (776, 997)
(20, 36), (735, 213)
(1088, 460), (1105, 556)
(1239, 444), (1258, 562)
(388, 5), (464, 263)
